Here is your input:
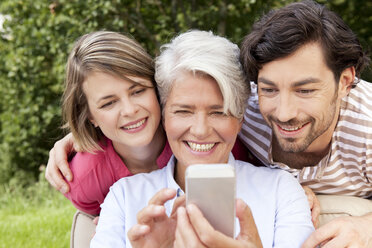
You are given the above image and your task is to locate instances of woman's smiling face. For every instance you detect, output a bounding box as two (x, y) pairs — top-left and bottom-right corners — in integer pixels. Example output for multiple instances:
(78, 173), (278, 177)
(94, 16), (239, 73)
(84, 71), (161, 150)
(163, 72), (242, 170)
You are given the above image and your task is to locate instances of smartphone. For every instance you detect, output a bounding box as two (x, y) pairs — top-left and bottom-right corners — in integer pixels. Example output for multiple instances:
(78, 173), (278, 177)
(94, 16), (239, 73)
(185, 163), (236, 237)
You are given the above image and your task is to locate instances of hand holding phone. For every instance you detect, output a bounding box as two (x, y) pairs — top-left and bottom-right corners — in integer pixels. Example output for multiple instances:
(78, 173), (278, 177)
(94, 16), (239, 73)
(185, 163), (236, 237)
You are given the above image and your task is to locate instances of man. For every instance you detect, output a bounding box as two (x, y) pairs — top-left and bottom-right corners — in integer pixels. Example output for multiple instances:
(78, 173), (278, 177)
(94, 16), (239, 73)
(239, 0), (372, 247)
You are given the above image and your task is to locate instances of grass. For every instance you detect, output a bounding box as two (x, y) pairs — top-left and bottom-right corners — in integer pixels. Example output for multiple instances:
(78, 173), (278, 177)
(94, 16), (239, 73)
(0, 170), (76, 248)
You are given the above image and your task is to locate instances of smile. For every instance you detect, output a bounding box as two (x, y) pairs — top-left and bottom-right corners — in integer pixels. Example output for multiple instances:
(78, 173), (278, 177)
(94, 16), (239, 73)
(278, 123), (308, 132)
(187, 141), (216, 152)
(123, 119), (146, 130)
(280, 125), (302, 131)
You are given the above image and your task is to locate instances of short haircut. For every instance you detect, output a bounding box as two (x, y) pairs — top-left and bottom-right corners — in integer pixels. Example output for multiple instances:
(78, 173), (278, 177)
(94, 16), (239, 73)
(155, 30), (249, 120)
(62, 31), (155, 152)
(240, 0), (370, 84)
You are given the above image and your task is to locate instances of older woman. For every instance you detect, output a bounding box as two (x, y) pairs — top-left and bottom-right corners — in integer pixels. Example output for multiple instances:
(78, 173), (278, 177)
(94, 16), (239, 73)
(90, 30), (314, 248)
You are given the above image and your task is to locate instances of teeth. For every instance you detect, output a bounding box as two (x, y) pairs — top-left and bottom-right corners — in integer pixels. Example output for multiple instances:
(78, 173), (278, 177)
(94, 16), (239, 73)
(187, 142), (215, 152)
(123, 119), (145, 130)
(281, 125), (301, 131)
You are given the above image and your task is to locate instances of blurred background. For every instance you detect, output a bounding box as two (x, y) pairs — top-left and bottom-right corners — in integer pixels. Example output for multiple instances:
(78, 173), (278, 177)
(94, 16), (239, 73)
(0, 0), (371, 247)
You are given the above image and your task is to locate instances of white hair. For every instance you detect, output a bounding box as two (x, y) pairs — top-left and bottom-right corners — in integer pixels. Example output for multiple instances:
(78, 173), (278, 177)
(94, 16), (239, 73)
(155, 30), (249, 120)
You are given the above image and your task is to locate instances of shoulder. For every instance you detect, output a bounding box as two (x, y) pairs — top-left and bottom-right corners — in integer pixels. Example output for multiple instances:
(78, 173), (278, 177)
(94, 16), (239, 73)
(336, 80), (372, 144)
(342, 80), (372, 119)
(69, 149), (107, 179)
(69, 138), (117, 179)
(109, 166), (168, 195)
(235, 160), (299, 186)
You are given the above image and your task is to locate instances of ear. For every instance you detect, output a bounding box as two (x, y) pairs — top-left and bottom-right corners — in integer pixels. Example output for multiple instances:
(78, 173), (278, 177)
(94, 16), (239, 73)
(338, 66), (355, 98)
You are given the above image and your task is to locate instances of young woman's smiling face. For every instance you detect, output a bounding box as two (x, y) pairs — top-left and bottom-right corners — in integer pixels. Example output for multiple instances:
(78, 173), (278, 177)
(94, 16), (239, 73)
(163, 72), (242, 171)
(83, 71), (161, 150)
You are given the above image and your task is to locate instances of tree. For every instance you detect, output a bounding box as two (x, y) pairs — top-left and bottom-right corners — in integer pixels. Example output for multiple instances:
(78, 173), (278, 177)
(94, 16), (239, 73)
(0, 0), (370, 185)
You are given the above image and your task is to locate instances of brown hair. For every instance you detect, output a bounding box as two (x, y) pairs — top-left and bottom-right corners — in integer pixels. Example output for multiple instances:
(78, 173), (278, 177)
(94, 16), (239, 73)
(62, 31), (154, 152)
(240, 0), (370, 84)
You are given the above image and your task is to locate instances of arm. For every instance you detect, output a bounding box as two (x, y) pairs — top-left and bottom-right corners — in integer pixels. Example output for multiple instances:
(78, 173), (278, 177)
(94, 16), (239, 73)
(173, 199), (263, 248)
(127, 188), (185, 248)
(302, 211), (372, 248)
(90, 183), (128, 248)
(45, 133), (76, 193)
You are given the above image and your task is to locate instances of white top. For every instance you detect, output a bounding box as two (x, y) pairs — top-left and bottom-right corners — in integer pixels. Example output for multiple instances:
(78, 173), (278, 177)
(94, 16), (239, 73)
(91, 154), (314, 248)
(240, 80), (372, 197)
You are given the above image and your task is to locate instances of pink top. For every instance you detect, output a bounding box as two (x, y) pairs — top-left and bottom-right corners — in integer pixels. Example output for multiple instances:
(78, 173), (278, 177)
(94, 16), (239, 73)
(64, 136), (253, 215)
(64, 137), (172, 215)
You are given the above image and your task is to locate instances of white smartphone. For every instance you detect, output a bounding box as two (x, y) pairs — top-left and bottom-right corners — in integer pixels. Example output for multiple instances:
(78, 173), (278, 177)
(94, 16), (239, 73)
(185, 163), (236, 237)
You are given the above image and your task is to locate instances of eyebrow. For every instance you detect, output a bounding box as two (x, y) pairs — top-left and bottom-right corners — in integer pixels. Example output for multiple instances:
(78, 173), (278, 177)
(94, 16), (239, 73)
(169, 103), (223, 109)
(258, 77), (322, 87)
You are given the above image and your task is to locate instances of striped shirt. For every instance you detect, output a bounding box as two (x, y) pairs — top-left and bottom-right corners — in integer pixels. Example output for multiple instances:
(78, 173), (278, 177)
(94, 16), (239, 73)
(239, 80), (372, 198)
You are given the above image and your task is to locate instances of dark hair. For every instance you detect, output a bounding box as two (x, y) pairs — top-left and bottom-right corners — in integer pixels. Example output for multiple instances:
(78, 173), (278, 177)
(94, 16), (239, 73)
(240, 0), (370, 84)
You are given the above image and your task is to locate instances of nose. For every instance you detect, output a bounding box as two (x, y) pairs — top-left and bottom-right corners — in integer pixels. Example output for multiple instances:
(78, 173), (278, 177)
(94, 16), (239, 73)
(274, 93), (298, 122)
(190, 113), (211, 139)
(120, 98), (139, 117)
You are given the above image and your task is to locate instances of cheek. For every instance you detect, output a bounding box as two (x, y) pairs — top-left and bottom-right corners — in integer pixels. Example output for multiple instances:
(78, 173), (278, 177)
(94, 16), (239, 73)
(258, 98), (273, 115)
(300, 98), (329, 117)
(218, 120), (241, 142)
(149, 93), (161, 111)
(164, 116), (185, 139)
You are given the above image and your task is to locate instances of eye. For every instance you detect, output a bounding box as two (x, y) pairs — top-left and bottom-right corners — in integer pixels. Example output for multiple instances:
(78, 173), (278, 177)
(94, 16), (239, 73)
(99, 100), (117, 109)
(210, 111), (225, 116)
(259, 87), (278, 95)
(297, 89), (315, 95)
(174, 110), (192, 115)
(132, 88), (146, 96)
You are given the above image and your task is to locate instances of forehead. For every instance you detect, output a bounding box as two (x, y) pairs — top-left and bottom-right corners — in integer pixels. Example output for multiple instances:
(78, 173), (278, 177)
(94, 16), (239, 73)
(258, 43), (334, 87)
(167, 73), (223, 104)
(84, 71), (152, 87)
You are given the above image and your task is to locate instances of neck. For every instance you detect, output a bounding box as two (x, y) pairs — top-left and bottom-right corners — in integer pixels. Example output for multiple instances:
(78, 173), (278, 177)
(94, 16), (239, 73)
(113, 125), (166, 174)
(272, 137), (330, 169)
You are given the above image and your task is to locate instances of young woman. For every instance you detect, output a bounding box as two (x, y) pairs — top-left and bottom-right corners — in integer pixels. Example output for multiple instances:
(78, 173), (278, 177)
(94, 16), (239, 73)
(57, 31), (169, 215)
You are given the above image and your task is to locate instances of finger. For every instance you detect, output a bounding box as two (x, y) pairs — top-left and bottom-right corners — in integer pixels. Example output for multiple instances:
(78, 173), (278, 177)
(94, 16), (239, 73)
(148, 188), (177, 205)
(136, 204), (167, 225)
(171, 195), (186, 217)
(235, 198), (262, 247)
(175, 206), (205, 248)
(301, 224), (337, 248)
(58, 159), (73, 182)
(127, 224), (151, 242)
(320, 236), (349, 248)
(45, 152), (58, 189)
(186, 204), (236, 248)
(302, 186), (321, 228)
(51, 171), (70, 194)
(92, 216), (99, 225)
(302, 186), (314, 208)
(54, 134), (76, 181)
(45, 148), (70, 194)
(311, 196), (321, 228)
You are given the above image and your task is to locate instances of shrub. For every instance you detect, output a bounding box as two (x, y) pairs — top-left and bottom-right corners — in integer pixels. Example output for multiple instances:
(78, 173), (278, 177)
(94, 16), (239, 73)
(0, 0), (370, 185)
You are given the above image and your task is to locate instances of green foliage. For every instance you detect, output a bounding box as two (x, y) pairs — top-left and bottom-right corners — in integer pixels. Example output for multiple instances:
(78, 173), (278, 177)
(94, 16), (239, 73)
(321, 0), (372, 80)
(0, 0), (371, 185)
